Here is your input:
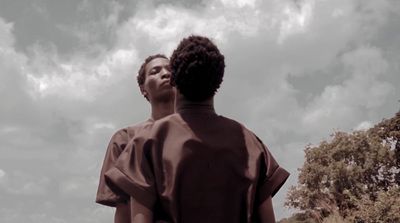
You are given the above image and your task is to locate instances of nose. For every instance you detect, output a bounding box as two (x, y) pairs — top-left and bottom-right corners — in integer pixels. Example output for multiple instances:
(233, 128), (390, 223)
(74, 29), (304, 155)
(161, 68), (171, 79)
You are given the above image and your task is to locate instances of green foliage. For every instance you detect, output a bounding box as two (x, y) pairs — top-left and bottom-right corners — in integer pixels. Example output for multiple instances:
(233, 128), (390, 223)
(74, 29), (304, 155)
(351, 185), (400, 222)
(277, 212), (347, 223)
(321, 212), (347, 223)
(277, 214), (317, 223)
(285, 110), (400, 222)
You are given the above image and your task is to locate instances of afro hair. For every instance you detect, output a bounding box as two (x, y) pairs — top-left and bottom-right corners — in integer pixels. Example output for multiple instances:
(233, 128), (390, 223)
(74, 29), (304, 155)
(170, 35), (225, 102)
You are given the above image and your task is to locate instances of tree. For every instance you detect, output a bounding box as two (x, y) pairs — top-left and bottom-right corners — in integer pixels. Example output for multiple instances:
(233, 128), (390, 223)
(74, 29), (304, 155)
(285, 110), (400, 222)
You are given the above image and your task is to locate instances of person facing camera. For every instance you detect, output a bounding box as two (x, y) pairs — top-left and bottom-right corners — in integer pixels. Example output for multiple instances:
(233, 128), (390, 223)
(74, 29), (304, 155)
(96, 54), (174, 223)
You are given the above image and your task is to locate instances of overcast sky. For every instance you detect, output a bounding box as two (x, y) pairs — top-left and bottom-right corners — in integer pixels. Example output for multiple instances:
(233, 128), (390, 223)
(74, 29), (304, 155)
(0, 0), (399, 222)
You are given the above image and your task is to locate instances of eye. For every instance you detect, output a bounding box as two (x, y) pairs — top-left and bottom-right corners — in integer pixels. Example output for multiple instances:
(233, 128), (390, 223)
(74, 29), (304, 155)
(150, 67), (162, 75)
(150, 69), (159, 75)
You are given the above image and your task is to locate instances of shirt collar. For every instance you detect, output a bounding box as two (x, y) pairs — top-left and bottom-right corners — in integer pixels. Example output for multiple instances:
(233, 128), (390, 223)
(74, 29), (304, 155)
(176, 101), (216, 115)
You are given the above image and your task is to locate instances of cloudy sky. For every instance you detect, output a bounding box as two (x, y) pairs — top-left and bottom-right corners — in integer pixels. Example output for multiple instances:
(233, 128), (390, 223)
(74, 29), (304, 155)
(0, 0), (399, 222)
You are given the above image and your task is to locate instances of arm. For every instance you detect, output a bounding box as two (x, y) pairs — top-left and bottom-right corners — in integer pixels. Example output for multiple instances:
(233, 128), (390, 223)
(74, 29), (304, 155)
(105, 135), (158, 222)
(258, 196), (276, 223)
(96, 130), (129, 206)
(130, 196), (153, 223)
(253, 136), (290, 223)
(115, 201), (130, 223)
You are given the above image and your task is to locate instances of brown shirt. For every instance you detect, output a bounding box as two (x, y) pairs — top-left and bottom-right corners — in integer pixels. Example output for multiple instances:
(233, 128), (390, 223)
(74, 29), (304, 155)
(106, 104), (289, 223)
(95, 120), (153, 222)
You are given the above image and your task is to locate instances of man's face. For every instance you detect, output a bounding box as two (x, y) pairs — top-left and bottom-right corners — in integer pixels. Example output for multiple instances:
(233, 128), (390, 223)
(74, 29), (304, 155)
(141, 57), (174, 102)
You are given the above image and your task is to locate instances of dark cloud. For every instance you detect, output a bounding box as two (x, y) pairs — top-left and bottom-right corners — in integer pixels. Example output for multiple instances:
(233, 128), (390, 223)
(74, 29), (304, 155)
(0, 0), (136, 54)
(1, 0), (400, 221)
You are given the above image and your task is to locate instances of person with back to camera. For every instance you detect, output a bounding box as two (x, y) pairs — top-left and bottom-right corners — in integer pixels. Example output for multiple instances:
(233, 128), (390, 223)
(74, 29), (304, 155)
(106, 35), (290, 223)
(95, 54), (175, 223)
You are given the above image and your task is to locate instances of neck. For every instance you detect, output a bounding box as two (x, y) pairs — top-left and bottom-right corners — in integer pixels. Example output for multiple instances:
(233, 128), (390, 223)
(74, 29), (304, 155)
(149, 99), (175, 121)
(175, 92), (214, 111)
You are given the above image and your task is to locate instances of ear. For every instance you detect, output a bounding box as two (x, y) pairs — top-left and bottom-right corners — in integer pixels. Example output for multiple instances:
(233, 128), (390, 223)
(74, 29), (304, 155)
(139, 85), (147, 96)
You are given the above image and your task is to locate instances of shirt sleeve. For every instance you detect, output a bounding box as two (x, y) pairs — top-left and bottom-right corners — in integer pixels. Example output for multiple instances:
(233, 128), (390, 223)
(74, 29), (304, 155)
(105, 136), (157, 210)
(95, 129), (129, 207)
(256, 139), (290, 206)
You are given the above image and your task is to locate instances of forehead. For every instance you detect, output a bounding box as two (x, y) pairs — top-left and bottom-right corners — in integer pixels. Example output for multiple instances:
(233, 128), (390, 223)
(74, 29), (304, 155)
(145, 58), (169, 74)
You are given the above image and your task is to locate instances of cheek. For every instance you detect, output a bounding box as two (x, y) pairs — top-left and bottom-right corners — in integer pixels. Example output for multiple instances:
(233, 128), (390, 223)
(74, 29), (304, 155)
(144, 78), (158, 91)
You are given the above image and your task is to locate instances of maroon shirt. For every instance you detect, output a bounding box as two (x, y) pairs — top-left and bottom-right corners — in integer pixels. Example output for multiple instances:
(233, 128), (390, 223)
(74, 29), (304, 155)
(96, 120), (154, 222)
(106, 104), (289, 223)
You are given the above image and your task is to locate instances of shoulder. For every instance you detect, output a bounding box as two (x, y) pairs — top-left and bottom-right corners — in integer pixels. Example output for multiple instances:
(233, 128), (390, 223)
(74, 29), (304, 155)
(126, 119), (153, 133)
(109, 128), (129, 141)
(217, 115), (247, 127)
(110, 119), (154, 141)
(153, 114), (183, 128)
(218, 115), (254, 133)
(148, 114), (187, 139)
(220, 115), (266, 147)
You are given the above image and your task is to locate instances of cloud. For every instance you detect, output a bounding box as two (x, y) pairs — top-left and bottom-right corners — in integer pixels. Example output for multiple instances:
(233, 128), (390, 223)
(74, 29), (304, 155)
(26, 44), (138, 101)
(1, 0), (400, 222)
(355, 121), (373, 131)
(302, 45), (393, 141)
(277, 0), (315, 43)
(0, 17), (38, 144)
(28, 213), (67, 223)
(0, 17), (15, 47)
(0, 169), (5, 180)
(115, 1), (270, 55)
(57, 0), (124, 45)
(0, 170), (50, 196)
(59, 175), (98, 198)
(220, 0), (258, 8)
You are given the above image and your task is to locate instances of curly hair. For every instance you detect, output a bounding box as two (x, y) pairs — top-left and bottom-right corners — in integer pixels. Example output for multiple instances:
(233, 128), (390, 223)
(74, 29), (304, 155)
(137, 54), (168, 86)
(170, 35), (225, 101)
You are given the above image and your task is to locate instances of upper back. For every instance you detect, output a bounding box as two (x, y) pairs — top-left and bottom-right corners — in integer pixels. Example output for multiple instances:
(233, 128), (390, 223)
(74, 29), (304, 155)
(147, 112), (265, 222)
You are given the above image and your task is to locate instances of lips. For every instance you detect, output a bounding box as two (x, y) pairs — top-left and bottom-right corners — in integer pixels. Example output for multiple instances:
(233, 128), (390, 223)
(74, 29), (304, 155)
(162, 79), (171, 85)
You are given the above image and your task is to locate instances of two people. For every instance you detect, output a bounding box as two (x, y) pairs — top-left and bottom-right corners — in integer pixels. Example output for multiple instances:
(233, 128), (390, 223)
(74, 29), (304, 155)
(97, 35), (289, 223)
